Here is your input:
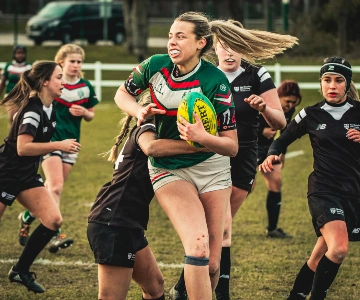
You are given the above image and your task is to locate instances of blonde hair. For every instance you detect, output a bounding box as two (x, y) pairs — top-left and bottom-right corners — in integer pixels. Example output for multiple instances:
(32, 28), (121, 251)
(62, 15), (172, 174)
(107, 91), (152, 162)
(211, 20), (298, 64)
(348, 81), (359, 101)
(175, 12), (298, 65)
(54, 44), (85, 78)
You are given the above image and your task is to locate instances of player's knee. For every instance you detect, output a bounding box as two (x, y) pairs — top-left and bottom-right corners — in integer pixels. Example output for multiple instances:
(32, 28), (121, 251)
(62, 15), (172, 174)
(50, 214), (63, 230)
(47, 182), (64, 197)
(330, 245), (348, 262)
(142, 275), (164, 299)
(187, 231), (210, 257)
(209, 260), (220, 278)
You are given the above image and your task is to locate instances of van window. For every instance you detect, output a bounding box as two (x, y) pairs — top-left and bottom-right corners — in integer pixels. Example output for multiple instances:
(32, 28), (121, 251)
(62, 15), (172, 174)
(84, 4), (99, 17)
(37, 2), (72, 18)
(66, 5), (84, 18)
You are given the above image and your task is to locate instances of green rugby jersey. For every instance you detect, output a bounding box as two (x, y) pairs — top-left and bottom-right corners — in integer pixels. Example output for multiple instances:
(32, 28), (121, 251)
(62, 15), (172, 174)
(3, 61), (32, 93)
(52, 78), (99, 142)
(125, 54), (235, 169)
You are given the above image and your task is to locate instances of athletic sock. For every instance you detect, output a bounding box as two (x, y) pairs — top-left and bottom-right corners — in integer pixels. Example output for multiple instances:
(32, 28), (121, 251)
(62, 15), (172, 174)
(14, 223), (57, 272)
(266, 191), (281, 231)
(310, 255), (341, 300)
(142, 295), (165, 300)
(22, 210), (36, 224)
(174, 268), (186, 293)
(288, 262), (315, 299)
(215, 247), (231, 300)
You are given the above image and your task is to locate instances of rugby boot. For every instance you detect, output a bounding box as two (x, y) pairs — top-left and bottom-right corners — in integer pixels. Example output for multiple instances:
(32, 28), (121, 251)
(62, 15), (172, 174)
(8, 266), (45, 293)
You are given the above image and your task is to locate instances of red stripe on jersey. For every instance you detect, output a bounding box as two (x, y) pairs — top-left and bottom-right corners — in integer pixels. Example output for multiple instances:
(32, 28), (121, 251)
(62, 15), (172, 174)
(215, 91), (233, 106)
(161, 68), (200, 89)
(149, 87), (177, 116)
(55, 98), (89, 107)
(64, 83), (87, 90)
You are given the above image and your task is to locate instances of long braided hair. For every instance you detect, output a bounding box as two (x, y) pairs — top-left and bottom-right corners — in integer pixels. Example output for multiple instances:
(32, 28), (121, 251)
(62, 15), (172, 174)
(107, 91), (152, 162)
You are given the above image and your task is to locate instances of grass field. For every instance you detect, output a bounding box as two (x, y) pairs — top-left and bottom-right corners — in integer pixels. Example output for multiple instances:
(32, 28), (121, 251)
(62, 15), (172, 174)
(0, 45), (360, 299)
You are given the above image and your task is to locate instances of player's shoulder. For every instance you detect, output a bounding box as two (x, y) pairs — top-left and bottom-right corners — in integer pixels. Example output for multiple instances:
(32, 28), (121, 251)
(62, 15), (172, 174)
(200, 60), (228, 81)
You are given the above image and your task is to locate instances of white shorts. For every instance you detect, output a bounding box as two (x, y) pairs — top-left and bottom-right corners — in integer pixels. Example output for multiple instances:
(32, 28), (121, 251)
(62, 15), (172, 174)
(42, 150), (78, 165)
(148, 153), (232, 194)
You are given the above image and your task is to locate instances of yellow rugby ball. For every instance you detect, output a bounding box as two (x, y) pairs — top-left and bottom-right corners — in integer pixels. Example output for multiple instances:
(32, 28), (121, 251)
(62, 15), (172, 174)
(177, 92), (217, 148)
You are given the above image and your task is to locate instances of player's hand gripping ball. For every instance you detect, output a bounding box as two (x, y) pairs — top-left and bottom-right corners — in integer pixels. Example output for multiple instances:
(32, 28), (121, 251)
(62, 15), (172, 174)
(177, 92), (217, 147)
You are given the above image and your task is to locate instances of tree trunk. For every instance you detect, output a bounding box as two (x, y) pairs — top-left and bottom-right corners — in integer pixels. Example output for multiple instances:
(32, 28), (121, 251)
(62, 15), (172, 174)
(131, 0), (148, 62)
(122, 0), (133, 53)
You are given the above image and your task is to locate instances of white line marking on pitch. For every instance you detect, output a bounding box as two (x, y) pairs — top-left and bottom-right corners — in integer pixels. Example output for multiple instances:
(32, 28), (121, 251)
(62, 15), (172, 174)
(285, 150), (304, 159)
(0, 258), (183, 269)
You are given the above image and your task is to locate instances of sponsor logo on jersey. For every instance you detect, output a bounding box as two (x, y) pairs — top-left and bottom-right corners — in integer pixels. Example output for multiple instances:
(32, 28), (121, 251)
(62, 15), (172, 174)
(236, 86), (251, 92)
(43, 127), (48, 133)
(77, 89), (85, 99)
(52, 121), (57, 127)
(344, 124), (360, 130)
(127, 253), (136, 261)
(330, 208), (344, 215)
(1, 191), (15, 201)
(352, 228), (360, 234)
(220, 84), (227, 91)
(316, 124), (327, 130)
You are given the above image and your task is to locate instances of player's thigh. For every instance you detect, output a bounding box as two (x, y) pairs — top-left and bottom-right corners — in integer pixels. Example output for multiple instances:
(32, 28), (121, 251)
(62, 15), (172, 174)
(132, 245), (164, 297)
(155, 181), (209, 255)
(42, 155), (65, 185)
(261, 163), (282, 192)
(98, 264), (133, 300)
(200, 187), (231, 262)
(17, 187), (61, 229)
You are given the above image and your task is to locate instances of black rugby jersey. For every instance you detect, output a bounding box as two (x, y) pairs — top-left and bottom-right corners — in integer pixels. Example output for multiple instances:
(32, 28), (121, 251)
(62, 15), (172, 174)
(88, 124), (156, 230)
(0, 97), (56, 183)
(270, 97), (360, 197)
(258, 107), (295, 149)
(229, 60), (275, 146)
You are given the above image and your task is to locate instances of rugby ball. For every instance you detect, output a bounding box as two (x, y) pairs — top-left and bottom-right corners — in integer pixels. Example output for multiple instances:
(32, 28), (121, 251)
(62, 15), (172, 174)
(177, 92), (217, 147)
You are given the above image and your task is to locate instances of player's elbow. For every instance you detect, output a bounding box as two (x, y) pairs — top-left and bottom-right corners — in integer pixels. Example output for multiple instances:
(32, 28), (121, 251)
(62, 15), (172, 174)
(229, 143), (239, 157)
(142, 142), (158, 157)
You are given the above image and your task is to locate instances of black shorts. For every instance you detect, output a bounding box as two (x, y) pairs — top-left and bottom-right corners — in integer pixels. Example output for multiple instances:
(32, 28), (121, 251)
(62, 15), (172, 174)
(87, 222), (149, 267)
(230, 142), (257, 192)
(257, 144), (281, 166)
(0, 174), (44, 206)
(308, 193), (360, 242)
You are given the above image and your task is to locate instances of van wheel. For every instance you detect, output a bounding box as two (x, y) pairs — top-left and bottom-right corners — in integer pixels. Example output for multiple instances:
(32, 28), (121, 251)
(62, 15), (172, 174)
(62, 33), (72, 45)
(113, 31), (125, 45)
(33, 38), (43, 46)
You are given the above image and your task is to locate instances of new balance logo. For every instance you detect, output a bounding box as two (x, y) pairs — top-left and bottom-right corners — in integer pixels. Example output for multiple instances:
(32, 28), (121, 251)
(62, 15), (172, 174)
(316, 124), (326, 130)
(13, 274), (22, 282)
(352, 228), (360, 234)
(330, 208), (344, 215)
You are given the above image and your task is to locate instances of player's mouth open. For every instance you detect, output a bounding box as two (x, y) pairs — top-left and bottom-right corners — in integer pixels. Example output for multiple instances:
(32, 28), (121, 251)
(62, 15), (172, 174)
(169, 49), (180, 56)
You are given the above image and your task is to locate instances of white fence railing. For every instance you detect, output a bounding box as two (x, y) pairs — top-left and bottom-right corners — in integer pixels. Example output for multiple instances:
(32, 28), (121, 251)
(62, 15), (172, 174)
(1, 62), (359, 101)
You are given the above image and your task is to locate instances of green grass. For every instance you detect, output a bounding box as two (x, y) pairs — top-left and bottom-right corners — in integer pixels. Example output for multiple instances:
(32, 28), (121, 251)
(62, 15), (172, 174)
(0, 47), (360, 299)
